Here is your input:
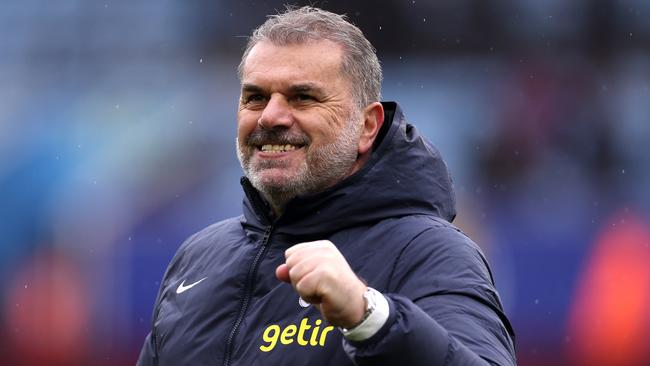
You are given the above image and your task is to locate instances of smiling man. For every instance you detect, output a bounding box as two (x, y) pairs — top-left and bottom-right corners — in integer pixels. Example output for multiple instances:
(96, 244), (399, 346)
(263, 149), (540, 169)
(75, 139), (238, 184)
(139, 6), (516, 366)
(236, 38), (376, 215)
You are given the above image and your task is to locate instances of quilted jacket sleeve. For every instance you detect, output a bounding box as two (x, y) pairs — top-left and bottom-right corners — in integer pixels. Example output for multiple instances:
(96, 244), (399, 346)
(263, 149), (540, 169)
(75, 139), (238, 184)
(137, 332), (157, 366)
(343, 223), (516, 365)
(136, 231), (197, 366)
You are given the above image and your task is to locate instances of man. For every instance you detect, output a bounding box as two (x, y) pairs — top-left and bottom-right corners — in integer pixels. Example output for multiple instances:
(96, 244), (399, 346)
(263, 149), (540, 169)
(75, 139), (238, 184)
(138, 6), (516, 366)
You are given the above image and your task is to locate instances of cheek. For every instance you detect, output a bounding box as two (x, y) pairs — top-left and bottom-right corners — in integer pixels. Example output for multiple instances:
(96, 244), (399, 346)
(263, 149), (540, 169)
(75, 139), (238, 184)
(296, 120), (335, 146)
(299, 108), (350, 140)
(306, 129), (337, 149)
(237, 113), (258, 143)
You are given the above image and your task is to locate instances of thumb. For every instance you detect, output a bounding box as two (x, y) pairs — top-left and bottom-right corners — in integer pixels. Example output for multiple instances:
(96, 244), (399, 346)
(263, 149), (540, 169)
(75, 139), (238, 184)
(276, 263), (291, 283)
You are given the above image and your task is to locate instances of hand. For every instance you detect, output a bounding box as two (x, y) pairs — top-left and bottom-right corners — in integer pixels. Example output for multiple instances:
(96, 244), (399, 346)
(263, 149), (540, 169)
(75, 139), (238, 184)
(276, 240), (367, 329)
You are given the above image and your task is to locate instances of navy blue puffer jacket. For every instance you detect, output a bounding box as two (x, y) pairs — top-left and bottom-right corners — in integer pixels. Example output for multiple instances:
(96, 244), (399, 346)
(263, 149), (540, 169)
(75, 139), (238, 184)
(138, 102), (516, 365)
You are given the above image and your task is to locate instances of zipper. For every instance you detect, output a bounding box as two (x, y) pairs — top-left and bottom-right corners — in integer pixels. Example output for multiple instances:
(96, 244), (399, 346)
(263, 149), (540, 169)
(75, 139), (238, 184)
(222, 224), (274, 366)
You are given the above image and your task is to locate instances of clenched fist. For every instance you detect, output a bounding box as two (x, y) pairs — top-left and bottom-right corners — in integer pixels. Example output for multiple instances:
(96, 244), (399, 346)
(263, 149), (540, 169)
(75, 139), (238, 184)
(276, 240), (367, 329)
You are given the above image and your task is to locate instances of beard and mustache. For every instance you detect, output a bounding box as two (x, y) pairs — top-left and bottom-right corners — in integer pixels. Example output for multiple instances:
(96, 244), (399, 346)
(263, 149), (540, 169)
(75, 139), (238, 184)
(236, 114), (362, 210)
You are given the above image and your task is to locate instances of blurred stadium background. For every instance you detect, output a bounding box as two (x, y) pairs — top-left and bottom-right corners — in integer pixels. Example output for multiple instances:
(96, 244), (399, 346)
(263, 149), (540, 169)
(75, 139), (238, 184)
(1, 0), (649, 365)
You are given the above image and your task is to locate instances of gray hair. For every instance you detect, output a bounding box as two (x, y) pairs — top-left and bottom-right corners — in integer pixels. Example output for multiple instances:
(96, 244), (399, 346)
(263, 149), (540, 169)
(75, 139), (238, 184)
(238, 6), (382, 109)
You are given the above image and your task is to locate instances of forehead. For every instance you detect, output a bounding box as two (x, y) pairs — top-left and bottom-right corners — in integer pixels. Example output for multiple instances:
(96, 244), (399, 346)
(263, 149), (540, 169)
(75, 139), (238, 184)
(241, 40), (348, 88)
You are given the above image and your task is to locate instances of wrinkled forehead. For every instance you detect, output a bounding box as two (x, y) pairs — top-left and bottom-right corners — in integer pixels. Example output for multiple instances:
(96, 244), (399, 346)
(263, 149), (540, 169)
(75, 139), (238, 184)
(241, 40), (348, 83)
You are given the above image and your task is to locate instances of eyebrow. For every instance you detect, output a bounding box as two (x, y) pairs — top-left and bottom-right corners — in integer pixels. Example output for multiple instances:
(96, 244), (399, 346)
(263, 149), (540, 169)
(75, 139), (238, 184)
(241, 83), (264, 94)
(241, 82), (326, 95)
(288, 83), (325, 95)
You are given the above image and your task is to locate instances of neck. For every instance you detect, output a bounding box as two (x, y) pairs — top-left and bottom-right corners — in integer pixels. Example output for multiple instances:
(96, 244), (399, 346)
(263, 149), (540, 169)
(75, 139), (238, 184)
(265, 193), (290, 218)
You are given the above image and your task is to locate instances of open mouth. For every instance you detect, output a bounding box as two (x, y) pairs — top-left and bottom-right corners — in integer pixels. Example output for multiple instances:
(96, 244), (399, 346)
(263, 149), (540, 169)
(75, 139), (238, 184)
(258, 144), (304, 153)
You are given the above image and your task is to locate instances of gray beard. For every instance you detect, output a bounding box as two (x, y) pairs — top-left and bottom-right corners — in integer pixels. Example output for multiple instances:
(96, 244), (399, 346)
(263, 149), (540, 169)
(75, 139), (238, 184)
(237, 116), (362, 212)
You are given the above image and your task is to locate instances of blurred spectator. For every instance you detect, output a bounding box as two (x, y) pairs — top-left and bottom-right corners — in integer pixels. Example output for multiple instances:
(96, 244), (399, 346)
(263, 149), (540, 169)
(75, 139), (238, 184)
(567, 210), (650, 366)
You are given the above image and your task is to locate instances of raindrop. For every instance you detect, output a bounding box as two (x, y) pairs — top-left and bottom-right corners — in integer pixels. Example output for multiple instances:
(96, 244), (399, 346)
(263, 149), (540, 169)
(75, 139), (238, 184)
(534, 299), (539, 304)
(199, 58), (203, 63)
(115, 104), (120, 109)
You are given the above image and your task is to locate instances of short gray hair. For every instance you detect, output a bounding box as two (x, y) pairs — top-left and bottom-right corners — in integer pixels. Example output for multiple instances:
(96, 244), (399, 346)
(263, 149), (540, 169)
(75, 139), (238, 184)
(238, 6), (382, 109)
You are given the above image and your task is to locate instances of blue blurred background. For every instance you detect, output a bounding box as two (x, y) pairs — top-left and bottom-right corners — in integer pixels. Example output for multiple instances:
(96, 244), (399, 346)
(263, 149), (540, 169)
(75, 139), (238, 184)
(1, 1), (649, 365)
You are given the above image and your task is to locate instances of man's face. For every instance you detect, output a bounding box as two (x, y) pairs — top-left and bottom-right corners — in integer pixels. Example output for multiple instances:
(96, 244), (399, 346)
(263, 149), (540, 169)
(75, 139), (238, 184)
(237, 40), (361, 202)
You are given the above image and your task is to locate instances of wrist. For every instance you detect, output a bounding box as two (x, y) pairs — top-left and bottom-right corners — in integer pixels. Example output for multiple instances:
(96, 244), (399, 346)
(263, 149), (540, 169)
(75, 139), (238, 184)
(340, 287), (389, 341)
(341, 285), (368, 329)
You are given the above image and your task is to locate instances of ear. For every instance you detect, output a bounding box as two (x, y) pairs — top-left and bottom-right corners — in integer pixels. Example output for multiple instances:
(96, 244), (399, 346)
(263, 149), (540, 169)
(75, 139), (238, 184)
(357, 102), (385, 155)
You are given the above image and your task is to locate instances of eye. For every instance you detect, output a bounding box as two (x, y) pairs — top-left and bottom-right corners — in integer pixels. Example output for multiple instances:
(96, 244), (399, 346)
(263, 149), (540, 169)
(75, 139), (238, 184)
(242, 94), (269, 110)
(245, 94), (266, 103)
(295, 94), (316, 102)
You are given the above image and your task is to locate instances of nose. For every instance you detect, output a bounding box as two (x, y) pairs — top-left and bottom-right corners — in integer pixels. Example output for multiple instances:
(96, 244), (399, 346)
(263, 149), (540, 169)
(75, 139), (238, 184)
(258, 94), (294, 129)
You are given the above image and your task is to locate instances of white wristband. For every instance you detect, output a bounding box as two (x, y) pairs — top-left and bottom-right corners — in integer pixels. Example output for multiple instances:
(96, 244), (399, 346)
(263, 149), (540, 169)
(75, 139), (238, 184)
(340, 287), (389, 341)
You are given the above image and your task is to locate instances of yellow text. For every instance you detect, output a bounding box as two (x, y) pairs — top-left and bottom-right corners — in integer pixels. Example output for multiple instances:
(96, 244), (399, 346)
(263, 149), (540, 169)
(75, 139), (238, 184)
(259, 318), (335, 352)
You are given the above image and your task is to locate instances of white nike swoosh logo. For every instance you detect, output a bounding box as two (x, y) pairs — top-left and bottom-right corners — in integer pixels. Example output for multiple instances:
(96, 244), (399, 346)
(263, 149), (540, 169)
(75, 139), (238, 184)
(176, 277), (207, 294)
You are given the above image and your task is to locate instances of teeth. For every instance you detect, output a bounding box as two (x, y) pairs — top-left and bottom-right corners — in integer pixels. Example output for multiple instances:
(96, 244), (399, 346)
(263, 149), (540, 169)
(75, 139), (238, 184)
(260, 144), (298, 153)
